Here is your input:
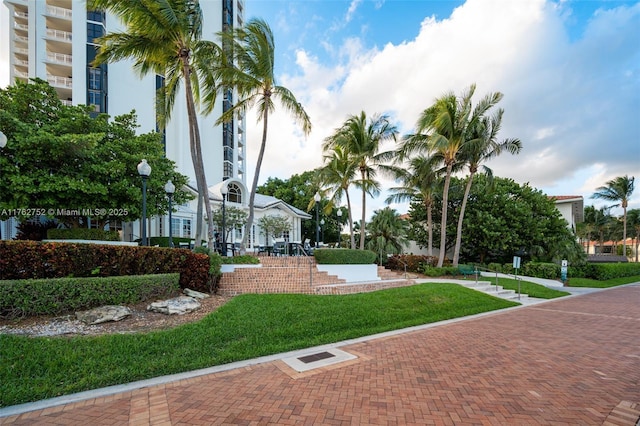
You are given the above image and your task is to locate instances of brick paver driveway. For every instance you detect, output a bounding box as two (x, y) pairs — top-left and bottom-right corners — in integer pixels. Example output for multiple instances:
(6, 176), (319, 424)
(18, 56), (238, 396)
(2, 284), (639, 425)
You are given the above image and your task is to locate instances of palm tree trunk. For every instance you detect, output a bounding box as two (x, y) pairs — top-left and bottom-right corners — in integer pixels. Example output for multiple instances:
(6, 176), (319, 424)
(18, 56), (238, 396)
(622, 206), (627, 258)
(183, 63), (212, 248)
(359, 169), (366, 250)
(345, 189), (356, 249)
(437, 164), (453, 267)
(243, 106), (269, 251)
(452, 172), (475, 266)
(424, 199), (433, 256)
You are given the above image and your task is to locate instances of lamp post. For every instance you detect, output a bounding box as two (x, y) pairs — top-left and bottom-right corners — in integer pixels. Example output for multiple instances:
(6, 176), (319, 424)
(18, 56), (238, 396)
(336, 208), (343, 247)
(164, 180), (175, 248)
(314, 192), (321, 246)
(0, 131), (6, 241)
(221, 183), (228, 256)
(320, 219), (325, 244)
(137, 159), (151, 246)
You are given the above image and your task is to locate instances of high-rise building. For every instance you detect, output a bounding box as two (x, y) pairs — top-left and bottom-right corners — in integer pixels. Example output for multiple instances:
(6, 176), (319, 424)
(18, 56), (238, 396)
(0, 0), (311, 248)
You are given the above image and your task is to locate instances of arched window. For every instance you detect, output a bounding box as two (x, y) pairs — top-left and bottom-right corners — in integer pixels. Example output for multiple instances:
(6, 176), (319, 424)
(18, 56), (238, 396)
(227, 183), (242, 203)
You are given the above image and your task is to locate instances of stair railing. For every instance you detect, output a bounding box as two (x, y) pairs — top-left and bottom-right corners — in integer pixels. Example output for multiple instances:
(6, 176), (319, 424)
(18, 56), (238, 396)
(472, 265), (500, 293)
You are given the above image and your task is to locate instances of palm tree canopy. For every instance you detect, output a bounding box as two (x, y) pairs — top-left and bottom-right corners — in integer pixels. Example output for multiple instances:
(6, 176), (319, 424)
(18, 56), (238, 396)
(89, 0), (221, 127)
(217, 18), (311, 134)
(591, 175), (635, 209)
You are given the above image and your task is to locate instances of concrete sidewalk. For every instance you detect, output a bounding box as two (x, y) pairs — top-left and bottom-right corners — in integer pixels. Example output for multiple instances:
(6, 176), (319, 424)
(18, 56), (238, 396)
(1, 283), (639, 425)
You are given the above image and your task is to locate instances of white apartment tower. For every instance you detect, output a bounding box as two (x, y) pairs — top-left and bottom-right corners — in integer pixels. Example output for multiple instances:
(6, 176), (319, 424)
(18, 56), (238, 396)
(2, 0), (246, 187)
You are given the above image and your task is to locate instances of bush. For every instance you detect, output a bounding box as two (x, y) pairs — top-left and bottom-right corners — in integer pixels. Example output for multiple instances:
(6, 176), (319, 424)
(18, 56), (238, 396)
(387, 254), (438, 273)
(587, 263), (640, 280)
(0, 273), (180, 319)
(15, 220), (58, 241)
(221, 255), (260, 265)
(149, 236), (195, 247)
(0, 241), (210, 292)
(420, 265), (459, 277)
(314, 248), (376, 264)
(47, 228), (120, 241)
(522, 262), (560, 279)
(487, 263), (503, 273)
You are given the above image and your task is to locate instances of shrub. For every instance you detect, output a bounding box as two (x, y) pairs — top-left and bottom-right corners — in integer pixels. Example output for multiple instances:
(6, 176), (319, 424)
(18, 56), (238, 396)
(47, 228), (121, 241)
(588, 263), (640, 280)
(15, 220), (58, 241)
(387, 254), (438, 273)
(420, 265), (459, 277)
(0, 273), (180, 319)
(487, 263), (503, 273)
(314, 248), (376, 264)
(522, 262), (559, 279)
(149, 236), (195, 247)
(221, 255), (260, 265)
(0, 241), (210, 292)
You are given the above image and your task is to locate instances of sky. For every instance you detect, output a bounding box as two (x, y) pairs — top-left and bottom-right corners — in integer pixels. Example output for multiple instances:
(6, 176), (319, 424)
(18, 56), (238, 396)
(241, 0), (640, 219)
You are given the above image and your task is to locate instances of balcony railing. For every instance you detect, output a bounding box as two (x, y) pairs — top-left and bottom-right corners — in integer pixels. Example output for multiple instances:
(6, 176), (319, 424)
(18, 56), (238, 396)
(15, 35), (28, 43)
(46, 28), (72, 42)
(15, 69), (28, 78)
(14, 11), (28, 19)
(47, 52), (72, 65)
(14, 22), (28, 31)
(14, 58), (28, 67)
(47, 75), (72, 88)
(47, 5), (72, 19)
(14, 47), (28, 55)
(61, 99), (73, 106)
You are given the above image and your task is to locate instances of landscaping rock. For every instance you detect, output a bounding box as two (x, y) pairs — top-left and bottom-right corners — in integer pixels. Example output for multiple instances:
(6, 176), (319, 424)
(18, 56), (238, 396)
(147, 296), (201, 315)
(183, 288), (210, 299)
(76, 306), (132, 325)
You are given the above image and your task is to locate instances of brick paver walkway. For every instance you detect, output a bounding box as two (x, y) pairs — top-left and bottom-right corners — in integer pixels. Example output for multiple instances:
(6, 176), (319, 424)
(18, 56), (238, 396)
(2, 284), (639, 425)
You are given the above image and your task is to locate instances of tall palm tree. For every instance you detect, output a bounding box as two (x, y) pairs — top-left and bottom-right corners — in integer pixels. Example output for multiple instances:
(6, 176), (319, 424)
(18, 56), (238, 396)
(217, 18), (311, 251)
(323, 111), (398, 249)
(591, 175), (635, 258)
(401, 84), (503, 267)
(385, 154), (442, 256)
(319, 146), (358, 249)
(451, 110), (522, 266)
(89, 0), (221, 248)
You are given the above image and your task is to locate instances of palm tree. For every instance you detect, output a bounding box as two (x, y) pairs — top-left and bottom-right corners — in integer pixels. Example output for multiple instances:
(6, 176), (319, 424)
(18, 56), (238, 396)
(366, 207), (409, 262)
(89, 0), (221, 248)
(323, 111), (398, 249)
(451, 109), (522, 266)
(319, 146), (358, 249)
(401, 84), (503, 267)
(385, 154), (442, 256)
(591, 175), (635, 258)
(627, 208), (640, 262)
(217, 19), (311, 251)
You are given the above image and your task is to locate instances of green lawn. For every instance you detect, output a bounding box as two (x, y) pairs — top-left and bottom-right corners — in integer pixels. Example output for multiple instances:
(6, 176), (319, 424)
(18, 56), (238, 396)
(478, 277), (570, 299)
(567, 275), (640, 288)
(0, 283), (517, 407)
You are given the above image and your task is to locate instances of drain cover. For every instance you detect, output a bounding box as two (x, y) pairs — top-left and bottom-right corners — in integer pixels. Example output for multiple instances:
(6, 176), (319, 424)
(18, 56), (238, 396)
(282, 348), (357, 372)
(297, 351), (336, 364)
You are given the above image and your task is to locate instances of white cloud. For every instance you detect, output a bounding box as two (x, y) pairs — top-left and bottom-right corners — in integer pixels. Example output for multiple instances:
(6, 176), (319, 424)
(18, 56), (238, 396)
(245, 0), (640, 219)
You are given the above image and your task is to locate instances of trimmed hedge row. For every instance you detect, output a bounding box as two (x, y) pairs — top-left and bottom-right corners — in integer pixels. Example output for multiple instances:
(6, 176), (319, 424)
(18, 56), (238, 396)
(0, 241), (210, 292)
(47, 228), (121, 241)
(314, 248), (377, 264)
(569, 262), (640, 280)
(0, 273), (180, 319)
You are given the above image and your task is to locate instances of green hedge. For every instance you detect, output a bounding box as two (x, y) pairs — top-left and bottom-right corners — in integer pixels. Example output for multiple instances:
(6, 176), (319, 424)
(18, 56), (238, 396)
(584, 263), (640, 280)
(521, 262), (560, 279)
(314, 248), (376, 264)
(0, 241), (210, 292)
(0, 273), (180, 319)
(47, 228), (121, 241)
(387, 254), (438, 273)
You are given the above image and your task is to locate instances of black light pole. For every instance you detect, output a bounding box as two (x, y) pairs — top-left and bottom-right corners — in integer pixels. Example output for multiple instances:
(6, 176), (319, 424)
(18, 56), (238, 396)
(314, 192), (320, 246)
(336, 208), (343, 247)
(320, 219), (325, 244)
(137, 159), (151, 246)
(165, 180), (175, 248)
(221, 183), (228, 256)
(0, 131), (6, 241)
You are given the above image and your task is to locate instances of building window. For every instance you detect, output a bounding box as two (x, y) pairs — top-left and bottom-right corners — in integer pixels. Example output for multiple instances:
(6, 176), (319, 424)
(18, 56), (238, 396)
(171, 218), (181, 237)
(223, 161), (233, 181)
(87, 23), (104, 44)
(182, 219), (192, 238)
(87, 10), (105, 23)
(88, 67), (101, 90)
(227, 183), (242, 203)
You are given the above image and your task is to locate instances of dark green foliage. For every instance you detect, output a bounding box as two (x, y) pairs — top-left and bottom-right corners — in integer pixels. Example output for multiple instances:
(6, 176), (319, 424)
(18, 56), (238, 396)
(221, 255), (259, 264)
(314, 248), (376, 264)
(148, 236), (195, 247)
(14, 220), (57, 241)
(47, 228), (120, 241)
(587, 263), (640, 280)
(387, 254), (438, 273)
(0, 274), (179, 319)
(420, 266), (459, 277)
(521, 262), (560, 279)
(0, 241), (210, 292)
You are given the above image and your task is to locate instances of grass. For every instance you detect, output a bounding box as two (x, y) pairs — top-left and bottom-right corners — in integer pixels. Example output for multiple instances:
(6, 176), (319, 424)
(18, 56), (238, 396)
(0, 283), (517, 407)
(477, 277), (571, 299)
(567, 275), (640, 288)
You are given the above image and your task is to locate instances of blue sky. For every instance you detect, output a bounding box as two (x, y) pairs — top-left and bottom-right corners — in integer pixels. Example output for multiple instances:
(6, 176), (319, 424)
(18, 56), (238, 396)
(241, 0), (640, 218)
